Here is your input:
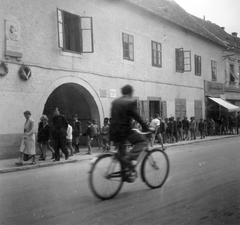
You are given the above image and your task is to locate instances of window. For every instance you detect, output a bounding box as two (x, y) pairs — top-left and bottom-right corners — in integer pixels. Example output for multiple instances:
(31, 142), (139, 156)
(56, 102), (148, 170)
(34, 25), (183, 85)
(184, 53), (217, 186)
(176, 48), (191, 72)
(211, 60), (217, 81)
(175, 99), (186, 119)
(230, 64), (235, 83)
(57, 9), (93, 54)
(122, 33), (134, 61)
(195, 55), (201, 76)
(152, 41), (162, 68)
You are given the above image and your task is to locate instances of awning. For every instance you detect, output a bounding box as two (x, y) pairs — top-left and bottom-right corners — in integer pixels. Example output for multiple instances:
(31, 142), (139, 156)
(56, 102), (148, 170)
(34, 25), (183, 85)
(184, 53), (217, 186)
(209, 97), (240, 112)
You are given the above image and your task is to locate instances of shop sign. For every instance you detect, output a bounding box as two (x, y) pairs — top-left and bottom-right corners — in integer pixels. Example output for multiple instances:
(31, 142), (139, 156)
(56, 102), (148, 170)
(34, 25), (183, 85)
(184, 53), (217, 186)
(204, 81), (225, 95)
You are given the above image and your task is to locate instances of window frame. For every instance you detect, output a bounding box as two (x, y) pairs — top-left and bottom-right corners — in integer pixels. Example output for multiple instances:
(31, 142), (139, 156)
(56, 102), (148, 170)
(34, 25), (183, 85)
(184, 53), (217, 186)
(211, 60), (217, 81)
(57, 8), (94, 54)
(176, 48), (191, 73)
(151, 41), (162, 68)
(229, 64), (235, 83)
(122, 33), (134, 61)
(194, 54), (202, 76)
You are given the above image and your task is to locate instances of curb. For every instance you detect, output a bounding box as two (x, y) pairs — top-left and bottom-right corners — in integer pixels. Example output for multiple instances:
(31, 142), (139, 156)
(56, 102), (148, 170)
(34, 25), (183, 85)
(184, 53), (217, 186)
(0, 135), (237, 174)
(0, 158), (92, 174)
(164, 134), (237, 148)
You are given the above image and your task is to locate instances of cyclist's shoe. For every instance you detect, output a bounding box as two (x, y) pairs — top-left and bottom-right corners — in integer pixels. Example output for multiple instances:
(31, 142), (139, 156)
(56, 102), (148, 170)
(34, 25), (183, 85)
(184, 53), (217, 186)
(123, 169), (137, 183)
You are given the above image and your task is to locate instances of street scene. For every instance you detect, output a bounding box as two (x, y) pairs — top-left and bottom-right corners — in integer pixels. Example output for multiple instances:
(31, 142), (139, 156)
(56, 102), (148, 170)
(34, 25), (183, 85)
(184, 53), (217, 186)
(1, 0), (240, 224)
(1, 137), (240, 225)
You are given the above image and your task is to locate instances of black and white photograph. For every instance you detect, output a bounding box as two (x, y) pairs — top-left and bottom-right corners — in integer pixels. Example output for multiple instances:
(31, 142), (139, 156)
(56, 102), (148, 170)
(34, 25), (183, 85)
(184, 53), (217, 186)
(0, 0), (240, 224)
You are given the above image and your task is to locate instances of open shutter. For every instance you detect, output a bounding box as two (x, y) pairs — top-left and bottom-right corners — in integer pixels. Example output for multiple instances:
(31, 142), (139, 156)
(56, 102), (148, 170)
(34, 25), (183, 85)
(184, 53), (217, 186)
(161, 101), (167, 119)
(80, 17), (94, 53)
(57, 8), (64, 49)
(176, 48), (184, 72)
(140, 100), (149, 122)
(184, 50), (191, 72)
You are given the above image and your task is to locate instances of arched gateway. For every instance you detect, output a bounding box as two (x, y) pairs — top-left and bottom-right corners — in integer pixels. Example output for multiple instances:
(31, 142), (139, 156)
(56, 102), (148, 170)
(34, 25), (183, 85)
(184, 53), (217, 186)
(39, 77), (104, 141)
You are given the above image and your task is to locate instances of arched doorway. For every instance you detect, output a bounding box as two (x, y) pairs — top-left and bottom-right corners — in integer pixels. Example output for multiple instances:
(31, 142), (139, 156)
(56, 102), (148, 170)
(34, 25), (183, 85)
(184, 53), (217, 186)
(42, 82), (101, 144)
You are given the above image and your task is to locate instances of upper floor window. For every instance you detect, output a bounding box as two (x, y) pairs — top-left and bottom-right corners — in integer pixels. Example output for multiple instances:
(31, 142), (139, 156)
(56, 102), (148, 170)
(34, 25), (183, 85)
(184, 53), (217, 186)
(152, 41), (162, 68)
(229, 64), (235, 83)
(175, 48), (191, 73)
(194, 55), (201, 76)
(122, 33), (134, 61)
(211, 60), (217, 81)
(57, 9), (93, 54)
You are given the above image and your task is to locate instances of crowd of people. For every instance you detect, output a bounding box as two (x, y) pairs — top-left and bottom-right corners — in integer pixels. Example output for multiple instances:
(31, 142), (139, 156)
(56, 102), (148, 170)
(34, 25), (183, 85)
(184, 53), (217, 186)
(15, 98), (240, 166)
(15, 107), (111, 166)
(144, 113), (240, 147)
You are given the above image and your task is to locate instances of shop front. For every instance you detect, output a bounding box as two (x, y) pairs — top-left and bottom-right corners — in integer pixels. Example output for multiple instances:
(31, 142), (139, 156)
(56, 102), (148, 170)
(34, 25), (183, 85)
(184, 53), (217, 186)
(205, 81), (240, 119)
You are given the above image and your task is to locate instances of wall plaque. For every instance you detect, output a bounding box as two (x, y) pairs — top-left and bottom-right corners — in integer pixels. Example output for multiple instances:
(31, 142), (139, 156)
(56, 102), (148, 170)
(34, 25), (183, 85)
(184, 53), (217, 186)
(5, 19), (22, 60)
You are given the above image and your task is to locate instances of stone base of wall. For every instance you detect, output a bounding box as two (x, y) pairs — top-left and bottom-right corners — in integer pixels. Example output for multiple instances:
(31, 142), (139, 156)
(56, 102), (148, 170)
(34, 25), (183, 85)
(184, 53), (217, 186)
(0, 134), (101, 159)
(0, 133), (41, 160)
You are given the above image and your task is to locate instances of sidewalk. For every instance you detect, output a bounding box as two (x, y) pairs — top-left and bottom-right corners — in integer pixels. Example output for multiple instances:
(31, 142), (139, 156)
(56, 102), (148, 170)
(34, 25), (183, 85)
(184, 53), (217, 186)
(0, 134), (237, 174)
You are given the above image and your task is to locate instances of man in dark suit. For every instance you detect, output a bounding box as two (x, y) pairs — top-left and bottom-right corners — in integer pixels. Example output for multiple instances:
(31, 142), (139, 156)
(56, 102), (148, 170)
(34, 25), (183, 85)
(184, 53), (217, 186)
(109, 85), (151, 165)
(72, 114), (82, 153)
(51, 108), (69, 161)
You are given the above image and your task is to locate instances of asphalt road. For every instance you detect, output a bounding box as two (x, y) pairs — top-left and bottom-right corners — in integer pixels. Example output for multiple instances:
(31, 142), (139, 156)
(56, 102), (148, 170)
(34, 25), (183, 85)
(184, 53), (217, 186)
(1, 137), (240, 225)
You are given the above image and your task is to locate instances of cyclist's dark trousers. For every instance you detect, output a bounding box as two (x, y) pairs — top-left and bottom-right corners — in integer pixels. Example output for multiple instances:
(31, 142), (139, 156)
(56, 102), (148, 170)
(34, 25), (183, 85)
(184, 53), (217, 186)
(128, 131), (147, 160)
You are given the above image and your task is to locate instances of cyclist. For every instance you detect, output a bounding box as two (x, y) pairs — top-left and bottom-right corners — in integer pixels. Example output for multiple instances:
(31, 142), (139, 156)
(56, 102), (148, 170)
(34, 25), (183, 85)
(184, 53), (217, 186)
(109, 85), (153, 170)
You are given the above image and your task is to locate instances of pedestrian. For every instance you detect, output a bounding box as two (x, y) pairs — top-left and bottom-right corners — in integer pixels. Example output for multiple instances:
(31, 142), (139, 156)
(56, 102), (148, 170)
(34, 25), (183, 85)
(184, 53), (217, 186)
(101, 119), (110, 152)
(37, 116), (44, 159)
(38, 115), (54, 161)
(149, 113), (160, 147)
(72, 114), (82, 153)
(167, 117), (174, 143)
(176, 117), (183, 141)
(15, 111), (36, 165)
(204, 119), (208, 136)
(157, 117), (166, 150)
(189, 117), (196, 140)
(82, 120), (93, 155)
(236, 112), (240, 134)
(66, 122), (74, 156)
(182, 116), (190, 141)
(172, 116), (178, 142)
(91, 119), (102, 150)
(198, 118), (205, 139)
(51, 108), (69, 162)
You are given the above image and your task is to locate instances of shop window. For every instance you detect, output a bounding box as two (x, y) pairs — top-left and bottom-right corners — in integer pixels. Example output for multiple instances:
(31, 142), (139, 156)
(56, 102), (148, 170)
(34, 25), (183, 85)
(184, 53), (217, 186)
(195, 55), (201, 76)
(57, 8), (93, 54)
(122, 33), (134, 61)
(176, 48), (191, 73)
(152, 41), (162, 68)
(211, 60), (217, 81)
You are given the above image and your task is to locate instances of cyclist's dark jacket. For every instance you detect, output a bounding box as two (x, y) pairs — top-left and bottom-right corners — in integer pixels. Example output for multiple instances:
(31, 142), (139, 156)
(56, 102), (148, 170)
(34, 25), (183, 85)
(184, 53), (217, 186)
(109, 96), (148, 143)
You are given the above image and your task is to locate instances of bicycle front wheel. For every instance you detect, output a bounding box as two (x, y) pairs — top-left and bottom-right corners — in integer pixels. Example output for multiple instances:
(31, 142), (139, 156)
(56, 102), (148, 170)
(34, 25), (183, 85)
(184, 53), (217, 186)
(89, 153), (124, 200)
(141, 148), (170, 189)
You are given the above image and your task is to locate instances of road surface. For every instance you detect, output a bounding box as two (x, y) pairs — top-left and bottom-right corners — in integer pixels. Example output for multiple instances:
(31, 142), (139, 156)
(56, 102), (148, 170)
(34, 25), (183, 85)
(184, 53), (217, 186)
(0, 137), (240, 225)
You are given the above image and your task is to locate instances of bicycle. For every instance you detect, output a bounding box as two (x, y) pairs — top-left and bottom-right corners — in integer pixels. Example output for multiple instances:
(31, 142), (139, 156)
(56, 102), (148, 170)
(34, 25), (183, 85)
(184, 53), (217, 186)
(89, 130), (170, 200)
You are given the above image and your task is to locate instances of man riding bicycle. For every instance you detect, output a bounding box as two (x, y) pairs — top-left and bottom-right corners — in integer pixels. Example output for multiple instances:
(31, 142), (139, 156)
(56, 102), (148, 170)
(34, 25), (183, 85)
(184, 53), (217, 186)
(109, 85), (153, 168)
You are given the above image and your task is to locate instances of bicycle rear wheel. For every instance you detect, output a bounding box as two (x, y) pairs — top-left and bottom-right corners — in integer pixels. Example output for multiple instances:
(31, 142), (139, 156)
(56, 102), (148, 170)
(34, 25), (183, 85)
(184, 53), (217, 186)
(141, 148), (169, 189)
(89, 153), (124, 200)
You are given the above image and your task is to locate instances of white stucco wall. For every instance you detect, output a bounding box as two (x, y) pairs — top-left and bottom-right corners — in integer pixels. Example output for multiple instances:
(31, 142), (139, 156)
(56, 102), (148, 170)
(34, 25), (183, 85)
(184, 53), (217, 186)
(0, 0), (225, 158)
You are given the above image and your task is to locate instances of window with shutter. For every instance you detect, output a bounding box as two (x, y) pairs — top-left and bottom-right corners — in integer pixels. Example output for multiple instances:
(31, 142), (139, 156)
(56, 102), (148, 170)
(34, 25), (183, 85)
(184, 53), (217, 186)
(211, 60), (217, 81)
(176, 48), (191, 73)
(195, 55), (201, 76)
(122, 33), (134, 61)
(57, 8), (94, 54)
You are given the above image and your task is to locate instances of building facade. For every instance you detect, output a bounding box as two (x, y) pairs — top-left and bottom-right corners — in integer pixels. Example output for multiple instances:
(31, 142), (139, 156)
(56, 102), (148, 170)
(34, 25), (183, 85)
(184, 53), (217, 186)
(0, 0), (238, 159)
